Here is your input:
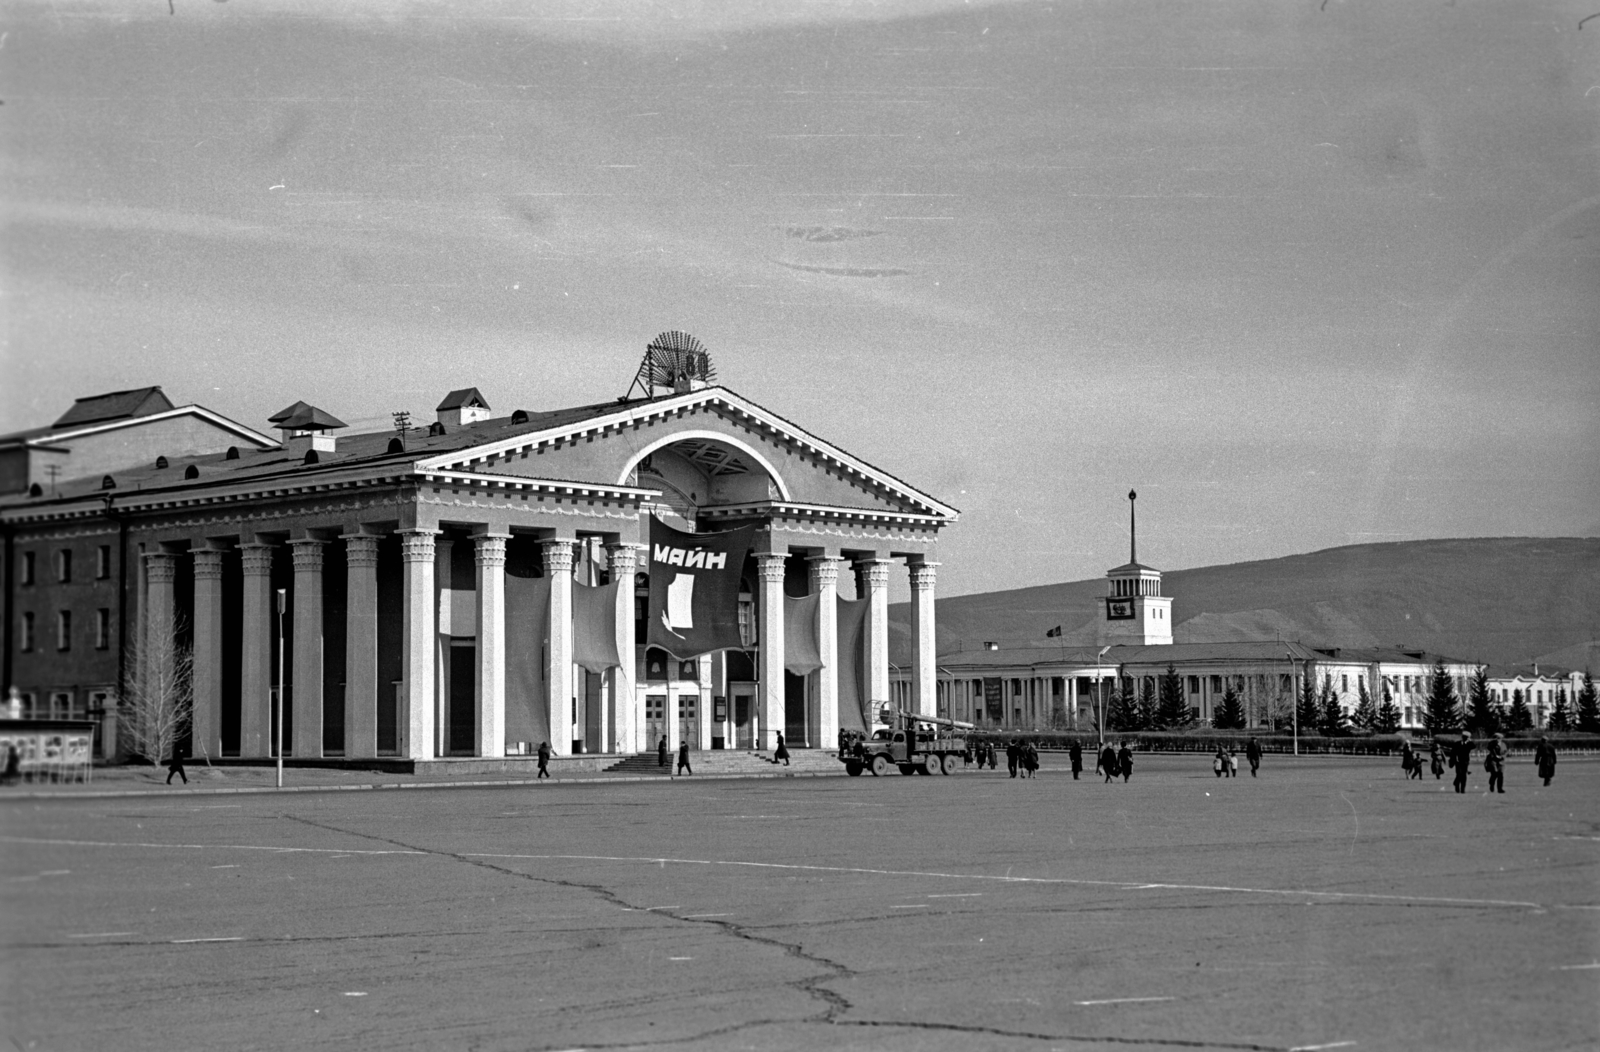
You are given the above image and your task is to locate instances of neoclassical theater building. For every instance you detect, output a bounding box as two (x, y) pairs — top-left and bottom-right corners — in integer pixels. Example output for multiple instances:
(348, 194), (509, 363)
(1, 339), (956, 762)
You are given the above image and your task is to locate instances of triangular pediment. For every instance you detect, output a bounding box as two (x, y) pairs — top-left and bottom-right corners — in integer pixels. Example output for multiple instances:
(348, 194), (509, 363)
(413, 386), (956, 521)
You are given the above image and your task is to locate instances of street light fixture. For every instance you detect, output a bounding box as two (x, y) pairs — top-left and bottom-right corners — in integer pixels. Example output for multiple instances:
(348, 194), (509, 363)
(1286, 649), (1299, 757)
(276, 588), (286, 789)
(1095, 645), (1112, 750)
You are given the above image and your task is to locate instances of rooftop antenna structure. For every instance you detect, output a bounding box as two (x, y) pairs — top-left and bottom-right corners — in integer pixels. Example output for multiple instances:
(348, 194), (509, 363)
(45, 464), (62, 497)
(1128, 489), (1137, 563)
(626, 331), (716, 400)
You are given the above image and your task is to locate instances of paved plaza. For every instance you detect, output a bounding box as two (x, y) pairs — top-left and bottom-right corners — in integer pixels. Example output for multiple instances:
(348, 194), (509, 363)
(3, 755), (1597, 1051)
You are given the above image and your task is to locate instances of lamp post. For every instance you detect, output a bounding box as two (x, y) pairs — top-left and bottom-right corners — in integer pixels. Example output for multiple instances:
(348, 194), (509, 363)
(276, 587), (286, 789)
(1095, 645), (1112, 750)
(1286, 649), (1299, 757)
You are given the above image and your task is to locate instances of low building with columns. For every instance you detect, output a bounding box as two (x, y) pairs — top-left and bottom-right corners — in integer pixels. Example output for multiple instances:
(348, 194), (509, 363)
(2, 364), (956, 764)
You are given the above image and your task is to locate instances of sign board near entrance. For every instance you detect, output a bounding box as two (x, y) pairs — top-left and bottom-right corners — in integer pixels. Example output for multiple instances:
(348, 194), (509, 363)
(982, 677), (1003, 720)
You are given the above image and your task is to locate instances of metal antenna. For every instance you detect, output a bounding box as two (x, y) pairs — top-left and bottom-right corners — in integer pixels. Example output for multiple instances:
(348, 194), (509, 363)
(45, 464), (62, 496)
(1128, 489), (1137, 564)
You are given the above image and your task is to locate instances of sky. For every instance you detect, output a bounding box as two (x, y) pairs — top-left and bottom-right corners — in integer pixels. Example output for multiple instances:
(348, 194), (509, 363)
(2, 0), (1597, 600)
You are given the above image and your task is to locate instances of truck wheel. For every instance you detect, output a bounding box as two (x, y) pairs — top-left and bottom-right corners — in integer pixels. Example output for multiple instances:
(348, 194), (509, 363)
(846, 761), (863, 777)
(869, 755), (889, 777)
(941, 754), (959, 775)
(916, 761), (934, 775)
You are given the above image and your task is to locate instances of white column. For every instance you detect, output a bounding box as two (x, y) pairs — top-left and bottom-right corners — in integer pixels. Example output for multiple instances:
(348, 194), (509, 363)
(433, 534), (454, 757)
(859, 558), (892, 725)
(239, 543), (274, 757)
(756, 551), (787, 751)
(543, 539), (576, 756)
(909, 560), (939, 719)
(474, 532), (508, 759)
(289, 539), (326, 759)
(190, 546), (225, 761)
(399, 529), (438, 761)
(809, 555), (843, 752)
(143, 551), (178, 754)
(342, 532), (380, 760)
(606, 543), (641, 753)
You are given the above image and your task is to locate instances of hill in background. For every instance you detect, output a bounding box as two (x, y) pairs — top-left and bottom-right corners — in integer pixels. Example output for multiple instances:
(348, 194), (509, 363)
(889, 538), (1600, 670)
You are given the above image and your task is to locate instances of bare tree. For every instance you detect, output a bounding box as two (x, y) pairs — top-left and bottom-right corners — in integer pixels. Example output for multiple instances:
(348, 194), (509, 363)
(119, 618), (193, 766)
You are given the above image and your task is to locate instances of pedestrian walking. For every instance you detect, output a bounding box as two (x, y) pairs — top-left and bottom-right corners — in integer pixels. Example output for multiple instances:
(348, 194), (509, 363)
(987, 742), (998, 770)
(657, 735), (668, 767)
(1400, 741), (1420, 780)
(1227, 749), (1239, 778)
(1246, 737), (1262, 778)
(1005, 740), (1019, 779)
(1117, 742), (1134, 782)
(1535, 736), (1557, 786)
(676, 741), (693, 776)
(1485, 733), (1507, 794)
(1, 743), (20, 786)
(536, 740), (551, 779)
(1099, 743), (1117, 783)
(774, 732), (790, 766)
(1068, 740), (1083, 780)
(1450, 731), (1473, 794)
(1213, 747), (1226, 778)
(1429, 739), (1445, 780)
(165, 746), (188, 785)
(1023, 741), (1039, 778)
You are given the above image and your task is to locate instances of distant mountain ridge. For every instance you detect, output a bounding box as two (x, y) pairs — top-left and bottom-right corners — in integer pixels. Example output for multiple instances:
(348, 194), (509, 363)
(889, 538), (1600, 669)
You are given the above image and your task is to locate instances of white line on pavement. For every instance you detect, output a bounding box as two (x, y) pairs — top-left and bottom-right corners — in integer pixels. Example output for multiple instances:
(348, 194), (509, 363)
(1075, 996), (1175, 1006)
(460, 852), (1546, 910)
(1555, 962), (1600, 970)
(171, 936), (243, 944)
(67, 932), (135, 938)
(927, 893), (982, 898)
(889, 904), (928, 909)
(1, 836), (424, 856)
(682, 913), (731, 918)
(1289, 1042), (1356, 1051)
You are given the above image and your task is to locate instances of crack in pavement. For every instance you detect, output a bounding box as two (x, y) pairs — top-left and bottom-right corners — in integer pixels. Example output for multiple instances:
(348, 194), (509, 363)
(273, 815), (1313, 1051)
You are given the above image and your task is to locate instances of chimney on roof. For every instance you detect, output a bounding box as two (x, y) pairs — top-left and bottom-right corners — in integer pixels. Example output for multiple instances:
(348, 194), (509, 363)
(436, 388), (492, 427)
(271, 403), (347, 455)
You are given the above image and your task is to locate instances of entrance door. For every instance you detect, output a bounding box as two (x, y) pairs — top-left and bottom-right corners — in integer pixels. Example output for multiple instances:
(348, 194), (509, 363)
(678, 693), (700, 751)
(448, 641), (475, 755)
(644, 694), (667, 752)
(733, 691), (754, 748)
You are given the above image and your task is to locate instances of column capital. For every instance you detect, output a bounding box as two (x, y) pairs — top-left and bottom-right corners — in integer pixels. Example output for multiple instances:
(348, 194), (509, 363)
(145, 551), (178, 583)
(399, 528), (438, 563)
(474, 532), (508, 567)
(192, 547), (226, 580)
(542, 538), (577, 574)
(288, 538), (326, 573)
(858, 557), (892, 588)
(605, 542), (645, 577)
(807, 554), (845, 587)
(755, 551), (787, 583)
(909, 562), (939, 590)
(240, 542), (275, 577)
(344, 533), (382, 567)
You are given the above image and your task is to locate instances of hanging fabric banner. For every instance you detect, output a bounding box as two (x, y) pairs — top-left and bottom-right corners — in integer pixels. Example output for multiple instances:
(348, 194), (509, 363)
(644, 516), (758, 660)
(784, 592), (821, 674)
(505, 574), (550, 747)
(835, 596), (868, 733)
(573, 580), (621, 673)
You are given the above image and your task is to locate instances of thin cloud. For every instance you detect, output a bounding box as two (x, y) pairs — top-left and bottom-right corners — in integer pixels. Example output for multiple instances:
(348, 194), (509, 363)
(773, 259), (910, 278)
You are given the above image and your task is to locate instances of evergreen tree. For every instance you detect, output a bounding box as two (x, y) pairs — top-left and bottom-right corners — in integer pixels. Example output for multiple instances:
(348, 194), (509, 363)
(1374, 684), (1402, 734)
(1422, 658), (1462, 734)
(1351, 678), (1377, 730)
(1213, 684), (1245, 729)
(1319, 679), (1346, 735)
(1136, 678), (1158, 731)
(1297, 677), (1321, 734)
(1548, 688), (1572, 732)
(1157, 663), (1189, 729)
(1507, 689), (1533, 733)
(1578, 673), (1600, 733)
(1467, 666), (1497, 736)
(1108, 688), (1137, 731)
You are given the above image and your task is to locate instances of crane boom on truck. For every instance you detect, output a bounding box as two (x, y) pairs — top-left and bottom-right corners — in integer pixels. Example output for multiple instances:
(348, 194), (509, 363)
(837, 704), (974, 778)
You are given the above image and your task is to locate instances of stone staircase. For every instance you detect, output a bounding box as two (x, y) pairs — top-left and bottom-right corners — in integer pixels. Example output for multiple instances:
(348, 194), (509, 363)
(604, 749), (843, 776)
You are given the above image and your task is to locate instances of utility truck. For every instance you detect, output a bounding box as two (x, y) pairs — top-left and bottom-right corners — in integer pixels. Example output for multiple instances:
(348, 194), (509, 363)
(839, 706), (974, 777)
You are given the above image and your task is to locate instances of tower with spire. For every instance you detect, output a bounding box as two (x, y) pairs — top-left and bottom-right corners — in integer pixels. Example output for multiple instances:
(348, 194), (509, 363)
(1098, 489), (1173, 646)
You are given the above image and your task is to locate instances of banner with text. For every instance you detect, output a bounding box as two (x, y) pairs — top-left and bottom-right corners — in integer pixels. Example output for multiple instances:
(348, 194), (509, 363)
(644, 516), (758, 660)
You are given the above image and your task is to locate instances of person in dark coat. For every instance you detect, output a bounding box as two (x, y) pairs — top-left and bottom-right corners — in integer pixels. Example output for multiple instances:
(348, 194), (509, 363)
(1484, 733), (1507, 794)
(1005, 740), (1019, 778)
(1117, 742), (1134, 782)
(165, 746), (188, 785)
(774, 732), (790, 766)
(657, 735), (669, 767)
(1, 743), (21, 786)
(1400, 741), (1419, 780)
(1449, 731), (1473, 794)
(986, 742), (998, 770)
(1213, 747), (1227, 778)
(1068, 740), (1083, 780)
(536, 740), (551, 779)
(676, 741), (693, 776)
(1023, 742), (1038, 778)
(1099, 743), (1117, 783)
(1429, 739), (1445, 779)
(1534, 736), (1557, 786)
(1246, 737), (1262, 777)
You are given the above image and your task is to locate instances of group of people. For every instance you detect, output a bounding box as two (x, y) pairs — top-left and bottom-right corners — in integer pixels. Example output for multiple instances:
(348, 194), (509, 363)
(1400, 732), (1558, 793)
(655, 736), (696, 775)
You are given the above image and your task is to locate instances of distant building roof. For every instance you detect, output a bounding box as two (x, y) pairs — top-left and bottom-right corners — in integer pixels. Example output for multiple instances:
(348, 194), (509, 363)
(1106, 561), (1160, 574)
(277, 405), (347, 431)
(268, 400), (312, 425)
(437, 387), (490, 411)
(53, 387), (173, 428)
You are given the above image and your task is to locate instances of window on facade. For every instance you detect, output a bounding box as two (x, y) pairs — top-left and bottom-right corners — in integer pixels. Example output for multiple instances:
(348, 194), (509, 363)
(1210, 675), (1222, 693)
(50, 691), (74, 719)
(1341, 675), (1348, 692)
(57, 549), (72, 583)
(95, 608), (110, 650)
(20, 612), (35, 652)
(21, 551), (35, 586)
(96, 545), (111, 579)
(1187, 676), (1200, 695)
(57, 610), (72, 650)
(18, 692), (36, 718)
